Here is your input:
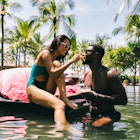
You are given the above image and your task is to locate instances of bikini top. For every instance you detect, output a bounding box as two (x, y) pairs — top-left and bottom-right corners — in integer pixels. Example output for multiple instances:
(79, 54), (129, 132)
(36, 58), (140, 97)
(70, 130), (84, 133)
(27, 64), (49, 86)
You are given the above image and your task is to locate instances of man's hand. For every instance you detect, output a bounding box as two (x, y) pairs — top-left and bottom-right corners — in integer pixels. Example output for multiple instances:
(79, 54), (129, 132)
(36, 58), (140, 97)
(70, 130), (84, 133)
(81, 90), (97, 102)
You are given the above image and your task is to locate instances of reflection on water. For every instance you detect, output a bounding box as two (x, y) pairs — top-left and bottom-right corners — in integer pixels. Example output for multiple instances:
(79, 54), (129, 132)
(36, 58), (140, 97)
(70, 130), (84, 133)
(0, 116), (27, 140)
(0, 86), (140, 140)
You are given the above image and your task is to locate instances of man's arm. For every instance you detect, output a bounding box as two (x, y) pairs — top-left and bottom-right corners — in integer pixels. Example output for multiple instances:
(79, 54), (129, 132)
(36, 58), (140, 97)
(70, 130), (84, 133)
(95, 76), (127, 105)
(95, 70), (128, 105)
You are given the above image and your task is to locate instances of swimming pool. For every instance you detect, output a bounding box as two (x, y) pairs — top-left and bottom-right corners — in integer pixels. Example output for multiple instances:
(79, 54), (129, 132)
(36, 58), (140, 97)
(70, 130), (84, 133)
(0, 86), (140, 140)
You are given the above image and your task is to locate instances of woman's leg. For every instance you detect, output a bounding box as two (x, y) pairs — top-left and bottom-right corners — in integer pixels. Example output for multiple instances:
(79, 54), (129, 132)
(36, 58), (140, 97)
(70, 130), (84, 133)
(45, 60), (61, 94)
(46, 61), (78, 109)
(55, 73), (79, 109)
(27, 85), (83, 136)
(27, 85), (67, 126)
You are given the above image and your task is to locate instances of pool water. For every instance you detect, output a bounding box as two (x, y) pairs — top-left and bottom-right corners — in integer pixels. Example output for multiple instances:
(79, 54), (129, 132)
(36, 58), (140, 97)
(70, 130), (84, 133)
(0, 86), (140, 140)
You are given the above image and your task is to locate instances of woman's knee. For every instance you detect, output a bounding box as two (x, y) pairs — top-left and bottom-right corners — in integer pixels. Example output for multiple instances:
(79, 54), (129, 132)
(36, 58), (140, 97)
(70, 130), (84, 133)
(55, 100), (66, 110)
(53, 60), (61, 68)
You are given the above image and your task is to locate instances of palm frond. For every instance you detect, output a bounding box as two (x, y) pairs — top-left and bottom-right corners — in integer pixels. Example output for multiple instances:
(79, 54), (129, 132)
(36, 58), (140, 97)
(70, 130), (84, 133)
(131, 0), (140, 14)
(112, 27), (124, 36)
(114, 0), (129, 22)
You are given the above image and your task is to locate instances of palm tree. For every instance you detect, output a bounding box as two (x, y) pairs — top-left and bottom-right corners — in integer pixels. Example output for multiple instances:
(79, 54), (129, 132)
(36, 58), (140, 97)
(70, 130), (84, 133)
(15, 18), (41, 66)
(94, 34), (112, 52)
(31, 0), (76, 38)
(0, 0), (21, 69)
(28, 33), (46, 59)
(112, 14), (140, 84)
(128, 41), (140, 85)
(112, 14), (140, 41)
(76, 39), (89, 72)
(4, 28), (21, 66)
(108, 0), (140, 21)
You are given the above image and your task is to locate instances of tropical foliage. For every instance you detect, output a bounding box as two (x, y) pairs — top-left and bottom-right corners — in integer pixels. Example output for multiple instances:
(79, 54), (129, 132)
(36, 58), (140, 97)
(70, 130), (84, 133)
(0, 0), (22, 69)
(108, 0), (140, 21)
(112, 14), (140, 42)
(0, 0), (140, 84)
(31, 0), (76, 38)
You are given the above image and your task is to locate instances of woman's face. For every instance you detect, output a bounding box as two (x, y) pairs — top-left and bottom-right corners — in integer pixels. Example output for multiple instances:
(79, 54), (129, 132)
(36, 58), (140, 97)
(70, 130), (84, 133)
(57, 39), (70, 56)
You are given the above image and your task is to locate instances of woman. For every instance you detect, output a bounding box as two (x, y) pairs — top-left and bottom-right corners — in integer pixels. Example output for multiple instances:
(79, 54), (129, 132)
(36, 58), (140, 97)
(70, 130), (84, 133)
(27, 34), (81, 128)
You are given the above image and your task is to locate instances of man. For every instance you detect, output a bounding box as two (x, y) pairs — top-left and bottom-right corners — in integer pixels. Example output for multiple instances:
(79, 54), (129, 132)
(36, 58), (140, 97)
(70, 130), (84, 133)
(81, 44), (128, 127)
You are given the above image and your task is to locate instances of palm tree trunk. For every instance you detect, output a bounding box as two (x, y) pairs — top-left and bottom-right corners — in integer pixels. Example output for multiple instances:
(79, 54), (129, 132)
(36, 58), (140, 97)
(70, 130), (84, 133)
(24, 47), (26, 67)
(15, 49), (18, 67)
(18, 49), (21, 66)
(1, 11), (4, 70)
(138, 38), (140, 85)
(133, 57), (137, 86)
(138, 64), (140, 85)
(53, 17), (57, 38)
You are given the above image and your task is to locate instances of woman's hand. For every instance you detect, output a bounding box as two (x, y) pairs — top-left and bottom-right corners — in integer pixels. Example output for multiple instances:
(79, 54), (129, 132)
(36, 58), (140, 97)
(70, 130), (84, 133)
(67, 102), (78, 110)
(70, 54), (81, 63)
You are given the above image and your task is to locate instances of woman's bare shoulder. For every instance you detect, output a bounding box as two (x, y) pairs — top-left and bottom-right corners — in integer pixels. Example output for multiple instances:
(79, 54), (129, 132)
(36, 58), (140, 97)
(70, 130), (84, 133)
(40, 50), (50, 58)
(35, 50), (50, 64)
(41, 49), (49, 55)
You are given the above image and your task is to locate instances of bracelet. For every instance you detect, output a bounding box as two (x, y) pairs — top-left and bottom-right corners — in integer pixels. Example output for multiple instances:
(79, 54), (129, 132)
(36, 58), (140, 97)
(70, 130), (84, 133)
(93, 91), (98, 100)
(96, 93), (98, 99)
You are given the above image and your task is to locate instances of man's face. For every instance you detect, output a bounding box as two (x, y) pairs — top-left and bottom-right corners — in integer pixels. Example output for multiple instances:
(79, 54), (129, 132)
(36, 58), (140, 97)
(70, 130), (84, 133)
(83, 46), (95, 64)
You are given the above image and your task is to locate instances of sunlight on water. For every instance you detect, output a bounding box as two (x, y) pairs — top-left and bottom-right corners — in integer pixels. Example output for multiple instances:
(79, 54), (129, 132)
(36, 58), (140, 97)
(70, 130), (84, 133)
(0, 86), (140, 140)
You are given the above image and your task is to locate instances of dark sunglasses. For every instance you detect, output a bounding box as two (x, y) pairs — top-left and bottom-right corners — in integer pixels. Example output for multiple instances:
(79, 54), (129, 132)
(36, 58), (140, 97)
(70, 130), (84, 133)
(60, 42), (70, 50)
(85, 49), (94, 53)
(85, 50), (98, 54)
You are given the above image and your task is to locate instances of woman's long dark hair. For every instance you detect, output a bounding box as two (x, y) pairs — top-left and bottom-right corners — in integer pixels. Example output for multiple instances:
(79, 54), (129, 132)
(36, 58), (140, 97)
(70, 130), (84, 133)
(48, 34), (71, 62)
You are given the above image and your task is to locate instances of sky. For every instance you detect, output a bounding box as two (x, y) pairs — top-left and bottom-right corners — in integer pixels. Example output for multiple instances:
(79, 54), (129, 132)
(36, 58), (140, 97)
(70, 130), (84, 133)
(7, 0), (136, 46)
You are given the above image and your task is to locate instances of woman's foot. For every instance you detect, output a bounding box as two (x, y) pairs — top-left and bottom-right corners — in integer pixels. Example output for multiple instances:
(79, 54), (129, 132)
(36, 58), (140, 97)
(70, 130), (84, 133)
(55, 122), (83, 137)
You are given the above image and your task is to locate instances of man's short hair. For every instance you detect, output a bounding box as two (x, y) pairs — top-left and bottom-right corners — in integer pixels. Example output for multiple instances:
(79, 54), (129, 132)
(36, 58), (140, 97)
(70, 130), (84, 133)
(90, 44), (105, 58)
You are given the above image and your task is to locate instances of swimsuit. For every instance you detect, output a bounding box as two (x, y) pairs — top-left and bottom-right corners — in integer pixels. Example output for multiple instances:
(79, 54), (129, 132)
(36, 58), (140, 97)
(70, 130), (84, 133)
(27, 64), (49, 90)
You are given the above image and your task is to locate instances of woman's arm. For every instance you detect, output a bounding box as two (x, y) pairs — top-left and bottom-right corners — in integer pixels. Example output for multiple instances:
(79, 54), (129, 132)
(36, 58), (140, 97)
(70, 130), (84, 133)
(41, 50), (80, 79)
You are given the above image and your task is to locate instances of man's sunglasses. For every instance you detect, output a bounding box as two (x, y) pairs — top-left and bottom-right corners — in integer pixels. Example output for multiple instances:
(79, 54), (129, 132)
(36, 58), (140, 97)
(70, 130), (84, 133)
(85, 49), (94, 53)
(85, 49), (98, 54)
(60, 42), (70, 50)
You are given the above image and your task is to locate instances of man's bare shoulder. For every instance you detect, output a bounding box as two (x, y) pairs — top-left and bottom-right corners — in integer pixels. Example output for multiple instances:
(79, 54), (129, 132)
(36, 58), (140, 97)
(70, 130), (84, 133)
(107, 68), (117, 78)
(84, 70), (92, 76)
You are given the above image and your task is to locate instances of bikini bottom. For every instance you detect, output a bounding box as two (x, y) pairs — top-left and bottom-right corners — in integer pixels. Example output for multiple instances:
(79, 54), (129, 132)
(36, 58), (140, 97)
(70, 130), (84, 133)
(32, 80), (46, 90)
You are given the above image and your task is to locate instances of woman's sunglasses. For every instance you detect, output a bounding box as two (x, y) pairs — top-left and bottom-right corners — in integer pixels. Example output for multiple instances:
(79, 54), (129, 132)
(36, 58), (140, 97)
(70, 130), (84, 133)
(60, 42), (70, 50)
